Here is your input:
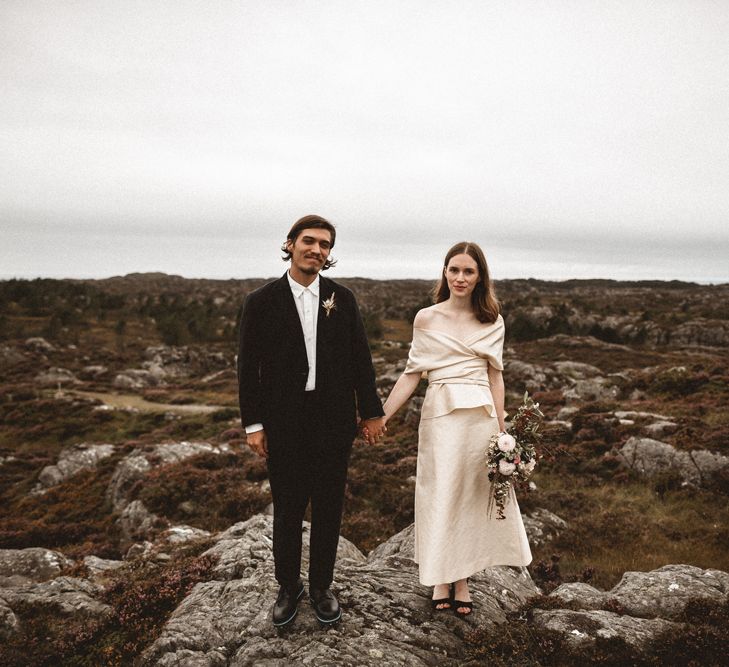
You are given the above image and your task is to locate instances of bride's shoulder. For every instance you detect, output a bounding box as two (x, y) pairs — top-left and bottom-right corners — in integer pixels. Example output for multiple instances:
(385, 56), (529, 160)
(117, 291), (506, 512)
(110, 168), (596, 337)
(412, 304), (442, 328)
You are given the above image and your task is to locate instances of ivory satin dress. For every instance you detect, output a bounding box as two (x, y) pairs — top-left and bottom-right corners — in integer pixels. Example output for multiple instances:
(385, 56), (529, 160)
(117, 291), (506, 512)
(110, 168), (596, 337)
(404, 314), (532, 585)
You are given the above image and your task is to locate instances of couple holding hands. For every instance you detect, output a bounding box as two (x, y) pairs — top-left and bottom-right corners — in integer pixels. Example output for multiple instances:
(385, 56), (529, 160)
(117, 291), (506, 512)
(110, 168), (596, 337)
(237, 215), (531, 628)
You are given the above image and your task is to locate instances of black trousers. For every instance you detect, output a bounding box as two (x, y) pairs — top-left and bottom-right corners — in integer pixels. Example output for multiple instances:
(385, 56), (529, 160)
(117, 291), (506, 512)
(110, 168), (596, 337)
(266, 393), (352, 591)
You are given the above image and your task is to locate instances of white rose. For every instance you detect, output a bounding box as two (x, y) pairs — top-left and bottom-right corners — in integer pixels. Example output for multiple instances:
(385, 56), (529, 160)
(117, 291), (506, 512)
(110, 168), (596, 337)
(499, 460), (516, 475)
(497, 433), (516, 453)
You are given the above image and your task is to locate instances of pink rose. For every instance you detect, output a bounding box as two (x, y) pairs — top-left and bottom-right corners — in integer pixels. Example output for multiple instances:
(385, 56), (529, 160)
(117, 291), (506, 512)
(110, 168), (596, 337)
(497, 433), (516, 453)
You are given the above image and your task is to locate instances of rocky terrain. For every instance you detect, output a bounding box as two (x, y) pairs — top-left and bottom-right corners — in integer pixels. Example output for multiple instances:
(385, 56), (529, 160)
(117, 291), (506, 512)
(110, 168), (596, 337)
(0, 275), (728, 665)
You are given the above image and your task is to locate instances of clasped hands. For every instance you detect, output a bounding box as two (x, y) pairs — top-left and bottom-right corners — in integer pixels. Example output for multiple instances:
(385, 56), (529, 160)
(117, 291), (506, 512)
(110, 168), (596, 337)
(359, 416), (387, 445)
(246, 417), (387, 458)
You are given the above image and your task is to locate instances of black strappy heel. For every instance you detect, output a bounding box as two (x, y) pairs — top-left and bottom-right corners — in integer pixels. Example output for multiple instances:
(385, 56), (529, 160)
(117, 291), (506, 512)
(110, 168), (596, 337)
(431, 583), (453, 611)
(452, 599), (473, 617)
(453, 579), (473, 617)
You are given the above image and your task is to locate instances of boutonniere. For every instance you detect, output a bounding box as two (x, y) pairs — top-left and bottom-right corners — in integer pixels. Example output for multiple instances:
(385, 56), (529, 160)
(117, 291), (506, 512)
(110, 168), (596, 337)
(322, 292), (337, 317)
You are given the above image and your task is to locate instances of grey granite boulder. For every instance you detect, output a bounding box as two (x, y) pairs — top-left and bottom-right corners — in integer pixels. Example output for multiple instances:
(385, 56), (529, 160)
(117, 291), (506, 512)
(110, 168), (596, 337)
(670, 318), (729, 347)
(112, 368), (163, 389)
(79, 364), (109, 379)
(34, 367), (79, 386)
(32, 442), (115, 494)
(119, 500), (167, 545)
(617, 437), (729, 486)
(24, 337), (55, 353)
(608, 564), (729, 620)
(546, 582), (611, 610)
(552, 361), (602, 379)
(522, 508), (568, 547)
(162, 525), (213, 545)
(0, 577), (112, 637)
(106, 441), (232, 511)
(0, 548), (73, 587)
(142, 515), (538, 666)
(540, 564), (729, 652)
(563, 377), (620, 404)
(504, 359), (551, 393)
(532, 608), (680, 651)
(643, 420), (678, 438)
(83, 555), (124, 577)
(139, 346), (230, 383)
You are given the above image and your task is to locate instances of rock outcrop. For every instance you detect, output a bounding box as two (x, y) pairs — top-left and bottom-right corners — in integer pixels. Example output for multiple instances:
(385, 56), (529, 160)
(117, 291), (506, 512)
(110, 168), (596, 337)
(503, 355), (623, 403)
(0, 548), (73, 587)
(143, 345), (230, 380)
(112, 369), (163, 389)
(34, 367), (79, 386)
(0, 576), (111, 626)
(2, 520), (728, 664)
(522, 508), (568, 546)
(32, 443), (115, 494)
(105, 441), (234, 546)
(617, 437), (729, 486)
(24, 337), (55, 353)
(142, 515), (538, 666)
(537, 564), (729, 652)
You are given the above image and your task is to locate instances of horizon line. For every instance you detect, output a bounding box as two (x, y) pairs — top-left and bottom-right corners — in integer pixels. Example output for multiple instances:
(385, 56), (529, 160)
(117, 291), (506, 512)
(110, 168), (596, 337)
(0, 272), (727, 287)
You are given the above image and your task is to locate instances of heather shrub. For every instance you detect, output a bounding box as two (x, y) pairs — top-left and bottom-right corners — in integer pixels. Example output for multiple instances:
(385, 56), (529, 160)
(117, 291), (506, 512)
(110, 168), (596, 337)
(0, 543), (217, 666)
(649, 367), (709, 397)
(132, 451), (270, 530)
(465, 611), (641, 666)
(648, 598), (729, 666)
(0, 453), (124, 558)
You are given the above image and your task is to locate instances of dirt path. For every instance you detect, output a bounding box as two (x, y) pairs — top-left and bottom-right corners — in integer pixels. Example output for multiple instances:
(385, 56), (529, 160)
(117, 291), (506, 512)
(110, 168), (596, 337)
(70, 390), (228, 415)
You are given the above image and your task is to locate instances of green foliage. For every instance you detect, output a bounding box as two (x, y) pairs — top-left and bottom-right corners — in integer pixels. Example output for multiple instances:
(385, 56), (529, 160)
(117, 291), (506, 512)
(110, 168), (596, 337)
(649, 367), (709, 397)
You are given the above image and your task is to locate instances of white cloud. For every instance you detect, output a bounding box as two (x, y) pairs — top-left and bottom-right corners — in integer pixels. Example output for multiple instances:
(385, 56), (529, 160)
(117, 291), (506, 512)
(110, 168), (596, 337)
(1, 1), (728, 281)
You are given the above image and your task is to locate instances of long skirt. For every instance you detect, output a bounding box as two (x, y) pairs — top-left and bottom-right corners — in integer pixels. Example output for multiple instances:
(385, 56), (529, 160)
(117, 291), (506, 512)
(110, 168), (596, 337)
(414, 406), (532, 585)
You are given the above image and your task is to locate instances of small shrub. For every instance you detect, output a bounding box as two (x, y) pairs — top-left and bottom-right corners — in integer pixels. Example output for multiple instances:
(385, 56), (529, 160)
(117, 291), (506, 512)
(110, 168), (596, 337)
(649, 367), (709, 397)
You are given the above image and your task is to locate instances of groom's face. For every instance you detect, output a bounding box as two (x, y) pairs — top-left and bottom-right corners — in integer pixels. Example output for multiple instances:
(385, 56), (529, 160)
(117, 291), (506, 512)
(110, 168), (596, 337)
(288, 227), (332, 276)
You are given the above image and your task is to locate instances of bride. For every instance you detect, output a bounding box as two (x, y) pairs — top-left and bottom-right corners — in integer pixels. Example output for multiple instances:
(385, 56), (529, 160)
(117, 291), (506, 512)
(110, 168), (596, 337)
(380, 242), (531, 616)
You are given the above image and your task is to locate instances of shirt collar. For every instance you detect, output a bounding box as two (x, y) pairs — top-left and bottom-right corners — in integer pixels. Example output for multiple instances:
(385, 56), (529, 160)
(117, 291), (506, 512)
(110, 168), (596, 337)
(287, 271), (320, 298)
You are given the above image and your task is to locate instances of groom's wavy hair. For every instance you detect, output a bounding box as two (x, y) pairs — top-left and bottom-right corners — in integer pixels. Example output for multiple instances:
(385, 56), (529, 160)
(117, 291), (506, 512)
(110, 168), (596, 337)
(281, 214), (337, 270)
(433, 242), (500, 323)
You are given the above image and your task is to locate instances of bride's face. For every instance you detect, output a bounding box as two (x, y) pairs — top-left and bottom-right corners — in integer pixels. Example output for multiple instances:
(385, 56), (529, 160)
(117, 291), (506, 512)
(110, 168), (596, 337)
(445, 253), (479, 298)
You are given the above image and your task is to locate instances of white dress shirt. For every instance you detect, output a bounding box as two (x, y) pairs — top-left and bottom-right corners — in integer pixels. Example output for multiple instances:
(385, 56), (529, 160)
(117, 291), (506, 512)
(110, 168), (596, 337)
(245, 272), (320, 435)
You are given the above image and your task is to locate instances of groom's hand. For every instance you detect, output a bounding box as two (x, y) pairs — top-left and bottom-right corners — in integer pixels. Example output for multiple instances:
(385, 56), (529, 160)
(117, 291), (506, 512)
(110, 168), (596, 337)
(246, 429), (268, 458)
(360, 417), (387, 445)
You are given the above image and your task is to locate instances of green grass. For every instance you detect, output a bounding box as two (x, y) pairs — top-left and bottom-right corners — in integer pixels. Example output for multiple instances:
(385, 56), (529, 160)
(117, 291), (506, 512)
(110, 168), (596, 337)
(528, 470), (729, 590)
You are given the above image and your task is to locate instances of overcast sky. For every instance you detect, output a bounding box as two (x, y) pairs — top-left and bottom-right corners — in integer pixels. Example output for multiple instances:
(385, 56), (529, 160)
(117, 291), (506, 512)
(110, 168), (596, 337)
(2, 1), (728, 283)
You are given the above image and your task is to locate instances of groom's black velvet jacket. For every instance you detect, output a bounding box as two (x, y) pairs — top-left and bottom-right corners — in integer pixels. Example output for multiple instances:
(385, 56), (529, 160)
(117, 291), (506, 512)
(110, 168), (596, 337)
(237, 272), (384, 446)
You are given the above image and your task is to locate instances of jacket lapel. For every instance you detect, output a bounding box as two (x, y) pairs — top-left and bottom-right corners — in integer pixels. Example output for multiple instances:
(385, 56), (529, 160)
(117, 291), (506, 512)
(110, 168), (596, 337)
(316, 277), (335, 350)
(274, 273), (307, 353)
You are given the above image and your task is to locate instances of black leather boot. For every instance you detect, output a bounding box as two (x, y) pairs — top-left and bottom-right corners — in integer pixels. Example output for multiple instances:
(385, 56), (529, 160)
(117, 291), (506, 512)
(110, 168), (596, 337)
(272, 578), (305, 627)
(309, 587), (341, 624)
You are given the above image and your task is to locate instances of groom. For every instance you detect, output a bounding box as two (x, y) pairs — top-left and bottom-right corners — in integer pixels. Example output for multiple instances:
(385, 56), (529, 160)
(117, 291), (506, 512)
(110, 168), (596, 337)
(237, 214), (385, 627)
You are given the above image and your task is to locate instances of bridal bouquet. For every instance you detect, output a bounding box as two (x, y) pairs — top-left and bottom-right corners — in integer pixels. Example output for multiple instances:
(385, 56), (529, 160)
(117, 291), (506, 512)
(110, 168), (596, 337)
(485, 392), (544, 520)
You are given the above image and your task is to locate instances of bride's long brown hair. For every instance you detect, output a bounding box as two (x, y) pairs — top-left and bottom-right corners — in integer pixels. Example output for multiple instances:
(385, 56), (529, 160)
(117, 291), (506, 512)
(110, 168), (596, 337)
(432, 242), (500, 323)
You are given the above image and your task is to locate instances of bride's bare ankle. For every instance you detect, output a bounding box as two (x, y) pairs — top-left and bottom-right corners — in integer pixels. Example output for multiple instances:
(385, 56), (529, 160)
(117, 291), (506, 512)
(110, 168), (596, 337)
(454, 579), (471, 599)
